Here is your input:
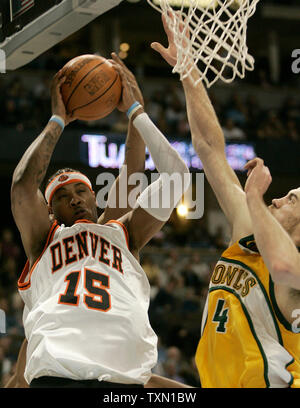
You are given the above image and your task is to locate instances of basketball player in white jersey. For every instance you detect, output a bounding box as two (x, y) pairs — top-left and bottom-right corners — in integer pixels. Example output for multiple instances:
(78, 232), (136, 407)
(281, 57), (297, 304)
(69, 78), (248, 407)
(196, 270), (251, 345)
(10, 54), (191, 388)
(5, 53), (147, 388)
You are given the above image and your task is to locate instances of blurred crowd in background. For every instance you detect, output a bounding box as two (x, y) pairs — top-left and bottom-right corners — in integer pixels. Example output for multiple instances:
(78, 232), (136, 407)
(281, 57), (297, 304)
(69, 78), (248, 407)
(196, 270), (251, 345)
(0, 227), (25, 387)
(1, 71), (300, 144)
(0, 0), (300, 386)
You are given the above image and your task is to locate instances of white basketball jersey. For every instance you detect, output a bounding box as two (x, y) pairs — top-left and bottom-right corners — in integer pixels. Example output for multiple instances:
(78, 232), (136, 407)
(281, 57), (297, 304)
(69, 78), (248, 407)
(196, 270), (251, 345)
(18, 219), (158, 385)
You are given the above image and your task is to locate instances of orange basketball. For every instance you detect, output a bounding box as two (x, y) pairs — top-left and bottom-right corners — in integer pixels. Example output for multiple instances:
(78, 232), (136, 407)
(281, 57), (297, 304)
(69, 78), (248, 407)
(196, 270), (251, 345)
(60, 54), (122, 121)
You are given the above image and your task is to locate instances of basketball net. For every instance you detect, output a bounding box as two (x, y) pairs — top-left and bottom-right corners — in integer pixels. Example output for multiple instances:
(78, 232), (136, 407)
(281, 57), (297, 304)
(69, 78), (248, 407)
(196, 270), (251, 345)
(147, 0), (260, 87)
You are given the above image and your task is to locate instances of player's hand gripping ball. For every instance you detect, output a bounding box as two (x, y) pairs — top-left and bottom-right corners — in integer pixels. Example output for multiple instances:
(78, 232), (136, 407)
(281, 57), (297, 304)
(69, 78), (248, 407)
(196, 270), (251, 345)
(61, 54), (122, 121)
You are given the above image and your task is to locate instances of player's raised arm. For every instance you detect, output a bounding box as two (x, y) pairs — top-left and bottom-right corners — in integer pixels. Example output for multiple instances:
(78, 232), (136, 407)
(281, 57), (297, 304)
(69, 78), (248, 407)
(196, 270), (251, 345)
(98, 53), (146, 224)
(151, 14), (253, 244)
(11, 72), (74, 264)
(111, 58), (190, 255)
(245, 158), (300, 289)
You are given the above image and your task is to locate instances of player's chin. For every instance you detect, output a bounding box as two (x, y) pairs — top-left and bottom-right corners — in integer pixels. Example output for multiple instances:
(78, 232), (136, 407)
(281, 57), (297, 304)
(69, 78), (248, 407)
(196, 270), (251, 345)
(73, 210), (95, 223)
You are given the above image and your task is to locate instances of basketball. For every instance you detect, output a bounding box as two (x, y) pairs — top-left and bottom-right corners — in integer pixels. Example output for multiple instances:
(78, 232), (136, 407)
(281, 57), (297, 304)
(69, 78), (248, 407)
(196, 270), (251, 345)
(60, 54), (122, 121)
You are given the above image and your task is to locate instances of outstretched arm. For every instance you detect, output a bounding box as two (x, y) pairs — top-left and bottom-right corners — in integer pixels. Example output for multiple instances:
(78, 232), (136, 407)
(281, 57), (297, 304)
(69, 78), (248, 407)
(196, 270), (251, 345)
(182, 71), (252, 244)
(245, 158), (300, 289)
(11, 72), (74, 264)
(98, 53), (145, 224)
(151, 14), (253, 244)
(112, 57), (190, 255)
(120, 108), (190, 253)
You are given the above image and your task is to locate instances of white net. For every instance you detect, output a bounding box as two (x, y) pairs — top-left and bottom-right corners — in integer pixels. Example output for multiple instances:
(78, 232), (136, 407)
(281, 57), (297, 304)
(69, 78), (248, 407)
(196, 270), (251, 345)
(147, 0), (260, 87)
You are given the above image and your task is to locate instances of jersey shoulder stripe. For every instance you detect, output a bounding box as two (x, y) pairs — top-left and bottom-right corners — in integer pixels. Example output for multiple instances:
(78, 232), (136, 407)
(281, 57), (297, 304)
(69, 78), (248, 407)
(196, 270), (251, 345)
(210, 285), (270, 387)
(18, 221), (59, 291)
(106, 219), (129, 250)
(217, 255), (283, 344)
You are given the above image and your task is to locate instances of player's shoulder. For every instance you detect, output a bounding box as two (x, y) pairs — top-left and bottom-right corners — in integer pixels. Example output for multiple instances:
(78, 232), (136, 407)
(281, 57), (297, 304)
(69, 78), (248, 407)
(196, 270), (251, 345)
(104, 220), (130, 249)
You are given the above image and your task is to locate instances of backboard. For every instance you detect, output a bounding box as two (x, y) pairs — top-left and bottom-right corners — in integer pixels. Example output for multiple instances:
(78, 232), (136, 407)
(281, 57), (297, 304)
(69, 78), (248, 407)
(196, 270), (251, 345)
(0, 0), (124, 70)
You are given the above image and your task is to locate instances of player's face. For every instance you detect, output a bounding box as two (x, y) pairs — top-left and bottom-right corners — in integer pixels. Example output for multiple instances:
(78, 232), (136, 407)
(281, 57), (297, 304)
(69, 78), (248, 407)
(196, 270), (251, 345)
(268, 188), (300, 233)
(50, 182), (98, 226)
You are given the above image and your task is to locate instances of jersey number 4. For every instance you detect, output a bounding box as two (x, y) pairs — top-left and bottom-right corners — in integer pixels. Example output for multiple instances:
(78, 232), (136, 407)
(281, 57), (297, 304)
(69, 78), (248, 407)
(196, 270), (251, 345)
(58, 268), (111, 312)
(212, 299), (229, 333)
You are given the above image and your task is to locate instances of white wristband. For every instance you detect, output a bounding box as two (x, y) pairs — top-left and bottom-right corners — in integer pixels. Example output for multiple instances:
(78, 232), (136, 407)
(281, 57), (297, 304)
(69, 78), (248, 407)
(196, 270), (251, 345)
(127, 101), (139, 116)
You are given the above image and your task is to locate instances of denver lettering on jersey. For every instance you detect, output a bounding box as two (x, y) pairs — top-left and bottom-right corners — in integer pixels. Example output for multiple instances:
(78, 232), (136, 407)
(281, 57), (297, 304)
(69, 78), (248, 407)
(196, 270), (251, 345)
(50, 231), (124, 274)
(211, 261), (257, 297)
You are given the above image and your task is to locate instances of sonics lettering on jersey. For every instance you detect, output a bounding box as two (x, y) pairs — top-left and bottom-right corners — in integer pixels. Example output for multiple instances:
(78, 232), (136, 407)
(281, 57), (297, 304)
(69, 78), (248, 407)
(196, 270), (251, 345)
(211, 262), (257, 297)
(50, 231), (124, 274)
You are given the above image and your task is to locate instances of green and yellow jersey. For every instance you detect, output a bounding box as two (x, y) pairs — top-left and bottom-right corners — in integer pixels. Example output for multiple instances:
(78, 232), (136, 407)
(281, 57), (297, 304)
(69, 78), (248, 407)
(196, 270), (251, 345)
(195, 235), (300, 388)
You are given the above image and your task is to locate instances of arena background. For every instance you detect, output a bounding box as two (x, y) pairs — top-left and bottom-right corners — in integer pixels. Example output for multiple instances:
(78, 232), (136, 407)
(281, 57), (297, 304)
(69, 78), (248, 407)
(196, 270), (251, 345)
(0, 0), (299, 387)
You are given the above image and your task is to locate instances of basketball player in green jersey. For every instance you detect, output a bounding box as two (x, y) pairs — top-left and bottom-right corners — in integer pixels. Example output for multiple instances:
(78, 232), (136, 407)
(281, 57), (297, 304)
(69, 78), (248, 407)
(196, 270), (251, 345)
(152, 14), (300, 387)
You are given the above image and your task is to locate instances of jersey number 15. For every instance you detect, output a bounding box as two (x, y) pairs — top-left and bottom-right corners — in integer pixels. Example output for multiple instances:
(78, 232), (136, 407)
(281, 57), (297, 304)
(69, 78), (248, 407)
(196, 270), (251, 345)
(58, 268), (111, 312)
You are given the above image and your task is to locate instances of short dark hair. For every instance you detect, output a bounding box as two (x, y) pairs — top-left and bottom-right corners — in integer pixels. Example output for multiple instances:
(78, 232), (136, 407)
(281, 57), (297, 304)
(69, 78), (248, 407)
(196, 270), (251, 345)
(45, 168), (85, 193)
